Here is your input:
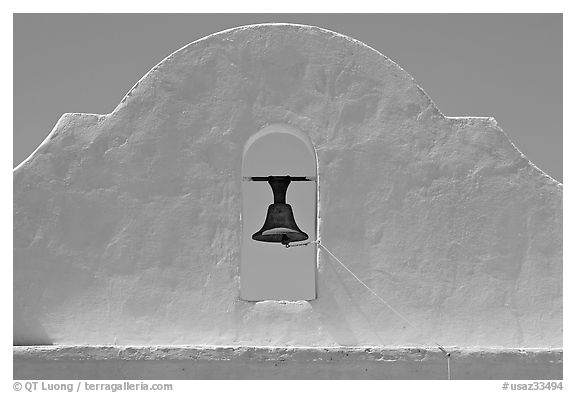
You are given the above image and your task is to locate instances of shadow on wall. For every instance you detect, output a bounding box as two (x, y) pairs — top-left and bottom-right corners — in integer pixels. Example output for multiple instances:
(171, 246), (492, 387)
(14, 312), (53, 346)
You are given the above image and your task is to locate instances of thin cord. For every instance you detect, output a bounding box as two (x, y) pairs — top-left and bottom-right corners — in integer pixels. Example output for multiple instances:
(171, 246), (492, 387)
(315, 241), (452, 380)
(318, 242), (418, 330)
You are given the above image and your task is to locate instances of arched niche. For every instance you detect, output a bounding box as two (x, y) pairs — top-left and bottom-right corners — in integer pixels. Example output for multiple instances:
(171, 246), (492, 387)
(241, 124), (318, 301)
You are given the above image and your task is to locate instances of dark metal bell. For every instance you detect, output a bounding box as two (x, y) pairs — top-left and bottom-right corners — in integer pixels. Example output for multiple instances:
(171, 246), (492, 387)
(252, 176), (309, 246)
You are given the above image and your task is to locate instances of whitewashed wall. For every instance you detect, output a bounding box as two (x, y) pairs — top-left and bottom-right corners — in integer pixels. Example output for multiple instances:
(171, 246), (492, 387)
(13, 24), (562, 348)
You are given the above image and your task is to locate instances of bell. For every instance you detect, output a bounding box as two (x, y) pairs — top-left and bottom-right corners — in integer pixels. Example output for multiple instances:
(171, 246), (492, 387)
(252, 176), (309, 246)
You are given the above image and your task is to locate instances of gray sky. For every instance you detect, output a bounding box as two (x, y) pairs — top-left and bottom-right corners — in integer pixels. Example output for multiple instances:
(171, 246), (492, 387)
(13, 14), (562, 182)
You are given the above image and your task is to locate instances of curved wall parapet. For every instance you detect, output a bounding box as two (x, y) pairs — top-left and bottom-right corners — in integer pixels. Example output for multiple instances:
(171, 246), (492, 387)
(13, 24), (562, 350)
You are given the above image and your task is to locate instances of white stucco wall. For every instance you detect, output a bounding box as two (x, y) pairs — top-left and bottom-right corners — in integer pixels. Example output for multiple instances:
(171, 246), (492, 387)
(13, 24), (562, 350)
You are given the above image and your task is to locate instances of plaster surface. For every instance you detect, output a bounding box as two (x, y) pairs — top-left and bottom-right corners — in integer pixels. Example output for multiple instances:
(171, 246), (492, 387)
(13, 346), (562, 380)
(14, 24), (562, 350)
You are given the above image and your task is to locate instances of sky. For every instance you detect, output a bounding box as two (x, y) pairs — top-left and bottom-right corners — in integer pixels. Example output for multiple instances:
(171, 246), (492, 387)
(13, 14), (562, 182)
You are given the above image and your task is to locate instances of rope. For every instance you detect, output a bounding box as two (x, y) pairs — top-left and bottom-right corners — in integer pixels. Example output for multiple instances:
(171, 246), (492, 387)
(304, 240), (452, 380)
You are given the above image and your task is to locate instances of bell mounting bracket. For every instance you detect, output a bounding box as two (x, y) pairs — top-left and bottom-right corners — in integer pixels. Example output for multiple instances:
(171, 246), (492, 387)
(243, 176), (315, 182)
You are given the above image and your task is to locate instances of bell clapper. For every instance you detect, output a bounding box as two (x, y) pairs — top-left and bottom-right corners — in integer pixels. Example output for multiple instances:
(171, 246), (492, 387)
(285, 240), (318, 248)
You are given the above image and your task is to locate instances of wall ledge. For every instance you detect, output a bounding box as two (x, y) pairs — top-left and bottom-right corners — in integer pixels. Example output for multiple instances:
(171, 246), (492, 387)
(14, 345), (562, 380)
